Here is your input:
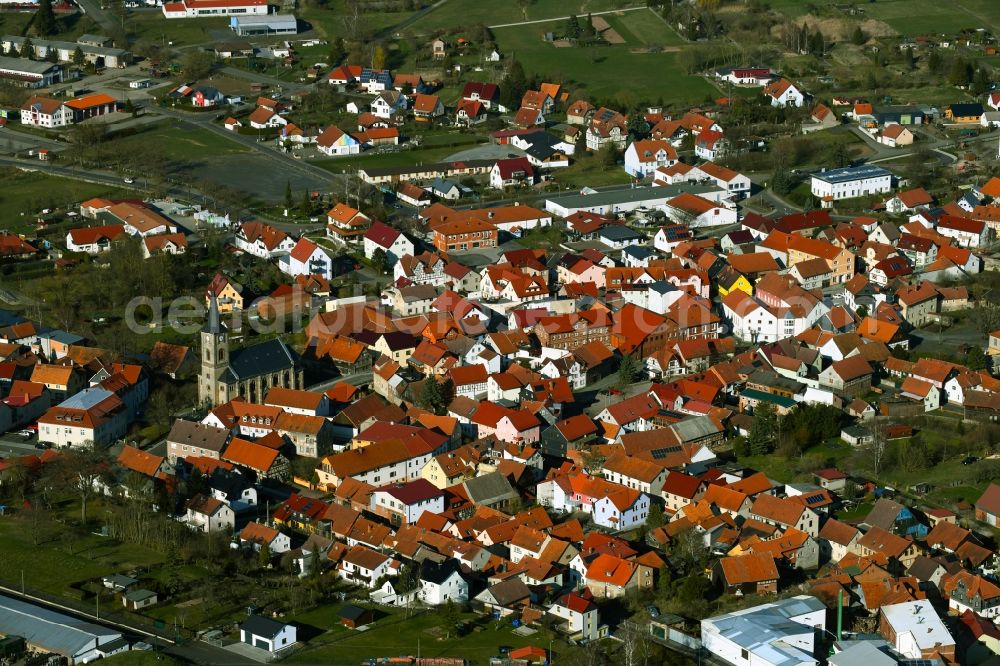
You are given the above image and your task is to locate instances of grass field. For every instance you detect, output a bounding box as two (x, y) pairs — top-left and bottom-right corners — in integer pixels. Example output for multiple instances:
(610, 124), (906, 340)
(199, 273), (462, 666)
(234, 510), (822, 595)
(492, 22), (715, 105)
(404, 0), (626, 34)
(287, 604), (564, 665)
(111, 122), (250, 162)
(0, 515), (165, 596)
(313, 145), (466, 174)
(606, 8), (686, 47)
(0, 169), (130, 233)
(0, 10), (33, 37)
(124, 11), (229, 46)
(299, 0), (416, 41)
(767, 0), (997, 35)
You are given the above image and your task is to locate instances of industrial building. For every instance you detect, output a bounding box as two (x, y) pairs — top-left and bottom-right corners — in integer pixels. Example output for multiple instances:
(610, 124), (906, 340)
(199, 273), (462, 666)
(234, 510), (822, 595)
(0, 595), (128, 663)
(230, 14), (298, 37)
(0, 56), (63, 88)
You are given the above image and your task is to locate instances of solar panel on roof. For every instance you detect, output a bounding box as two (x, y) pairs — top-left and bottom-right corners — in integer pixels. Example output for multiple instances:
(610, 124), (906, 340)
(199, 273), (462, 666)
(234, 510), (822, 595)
(805, 495), (825, 505)
(650, 446), (683, 459)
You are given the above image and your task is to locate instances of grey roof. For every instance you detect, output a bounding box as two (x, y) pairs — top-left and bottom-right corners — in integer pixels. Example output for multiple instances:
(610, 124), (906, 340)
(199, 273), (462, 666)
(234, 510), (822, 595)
(703, 596), (826, 666)
(338, 604), (370, 621)
(461, 471), (516, 506)
(545, 183), (719, 210)
(670, 415), (722, 443)
(166, 420), (231, 453)
(599, 226), (644, 242)
(622, 245), (655, 260)
(227, 338), (298, 382)
(231, 14), (297, 28)
(863, 497), (905, 530)
(812, 165), (891, 184)
(429, 178), (459, 193)
(77, 34), (108, 44)
(102, 574), (138, 588)
(828, 640), (900, 666)
(3, 35), (128, 58)
(0, 55), (61, 75)
(420, 559), (463, 585)
(40, 330), (85, 344)
(475, 578), (531, 606)
(60, 387), (115, 410)
(241, 614), (288, 639)
(123, 589), (157, 602)
(0, 595), (122, 660)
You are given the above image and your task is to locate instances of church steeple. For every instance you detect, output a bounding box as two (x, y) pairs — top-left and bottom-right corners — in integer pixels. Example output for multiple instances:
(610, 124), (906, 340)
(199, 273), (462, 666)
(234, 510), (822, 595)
(203, 292), (221, 335)
(199, 292), (229, 406)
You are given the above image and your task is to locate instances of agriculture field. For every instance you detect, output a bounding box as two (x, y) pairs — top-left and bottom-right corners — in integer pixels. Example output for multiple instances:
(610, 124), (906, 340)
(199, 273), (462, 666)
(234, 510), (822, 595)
(768, 0), (998, 35)
(404, 0), (625, 34)
(492, 22), (715, 105)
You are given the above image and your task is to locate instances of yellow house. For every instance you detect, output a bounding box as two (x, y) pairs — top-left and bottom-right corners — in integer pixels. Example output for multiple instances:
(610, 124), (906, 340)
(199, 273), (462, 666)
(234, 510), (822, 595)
(206, 272), (244, 313)
(716, 267), (753, 298)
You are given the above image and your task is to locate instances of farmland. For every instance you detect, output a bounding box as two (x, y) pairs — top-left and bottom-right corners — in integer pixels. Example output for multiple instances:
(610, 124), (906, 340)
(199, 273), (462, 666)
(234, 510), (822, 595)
(767, 0), (997, 35)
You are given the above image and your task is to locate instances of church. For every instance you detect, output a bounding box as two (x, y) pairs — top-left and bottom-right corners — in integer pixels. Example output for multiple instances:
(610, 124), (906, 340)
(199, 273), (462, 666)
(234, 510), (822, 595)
(199, 294), (303, 407)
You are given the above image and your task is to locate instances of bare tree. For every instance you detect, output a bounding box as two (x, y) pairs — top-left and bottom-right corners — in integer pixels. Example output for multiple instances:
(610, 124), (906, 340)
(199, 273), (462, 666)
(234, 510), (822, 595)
(619, 622), (651, 666)
(868, 416), (889, 477)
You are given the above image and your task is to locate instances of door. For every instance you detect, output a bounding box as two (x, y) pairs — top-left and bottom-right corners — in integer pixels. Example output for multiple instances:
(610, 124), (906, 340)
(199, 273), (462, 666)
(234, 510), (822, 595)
(253, 637), (270, 650)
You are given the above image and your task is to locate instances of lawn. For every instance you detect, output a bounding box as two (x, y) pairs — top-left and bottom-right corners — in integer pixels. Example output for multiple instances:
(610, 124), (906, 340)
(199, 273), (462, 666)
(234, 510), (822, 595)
(287, 604), (563, 665)
(298, 0), (416, 41)
(0, 10), (33, 37)
(0, 169), (130, 233)
(404, 0), (626, 34)
(552, 156), (633, 188)
(111, 121), (250, 162)
(492, 23), (715, 105)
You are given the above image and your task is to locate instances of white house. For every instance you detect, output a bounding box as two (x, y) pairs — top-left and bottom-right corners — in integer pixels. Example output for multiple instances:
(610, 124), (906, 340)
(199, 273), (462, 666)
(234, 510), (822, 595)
(363, 220), (415, 265)
(880, 600), (955, 660)
(316, 125), (361, 156)
(370, 90), (408, 119)
(623, 140), (678, 178)
(810, 165), (892, 203)
(279, 237), (334, 280)
(664, 193), (738, 228)
(184, 494), (235, 533)
(239, 616), (296, 654)
(548, 591), (601, 642)
(417, 561), (468, 606)
(20, 96), (72, 127)
(234, 222), (296, 259)
(691, 162), (752, 199)
(339, 544), (397, 588)
(764, 79), (805, 108)
(370, 479), (444, 525)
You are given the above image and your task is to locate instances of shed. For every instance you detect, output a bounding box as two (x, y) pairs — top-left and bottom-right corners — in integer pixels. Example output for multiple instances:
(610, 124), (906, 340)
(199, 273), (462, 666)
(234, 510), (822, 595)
(122, 589), (158, 610)
(240, 615), (297, 652)
(338, 604), (374, 629)
(102, 574), (138, 591)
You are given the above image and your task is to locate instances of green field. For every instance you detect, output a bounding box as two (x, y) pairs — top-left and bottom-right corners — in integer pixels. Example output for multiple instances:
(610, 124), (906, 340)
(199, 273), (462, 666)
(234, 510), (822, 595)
(0, 169), (130, 232)
(299, 0), (417, 41)
(404, 0), (626, 34)
(313, 145), (469, 174)
(287, 604), (567, 665)
(492, 23), (715, 105)
(111, 121), (250, 162)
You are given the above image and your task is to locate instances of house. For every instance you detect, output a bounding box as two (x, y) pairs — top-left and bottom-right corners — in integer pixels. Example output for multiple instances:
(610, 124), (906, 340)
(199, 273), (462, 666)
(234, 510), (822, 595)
(240, 521), (291, 553)
(142, 233), (187, 258)
(370, 90), (408, 119)
(750, 493), (820, 537)
(363, 221), (414, 266)
(316, 125), (361, 156)
(65, 225), (126, 254)
(223, 437), (291, 481)
(418, 560), (468, 605)
(945, 102), (984, 123)
(20, 96), (72, 127)
(701, 596), (826, 666)
(279, 238), (334, 280)
(807, 102), (839, 130)
(763, 78), (805, 107)
(455, 99), (487, 126)
(184, 494), (235, 533)
(810, 165), (892, 203)
(885, 187), (933, 214)
(879, 600), (955, 661)
(412, 93), (444, 120)
(248, 106), (286, 129)
(370, 479), (444, 525)
(624, 140), (678, 178)
(975, 483), (1000, 527)
(240, 616), (297, 654)
(695, 129), (727, 160)
(327, 203), (371, 242)
(879, 124), (914, 148)
(339, 544), (397, 588)
(38, 388), (127, 448)
(489, 157), (535, 189)
(586, 107), (628, 151)
(664, 192), (737, 228)
(818, 355), (872, 397)
(166, 420), (231, 464)
(548, 590), (601, 642)
(941, 570), (1000, 621)
(235, 221), (296, 258)
(583, 554), (652, 598)
(461, 81), (500, 109)
(714, 553), (779, 595)
(432, 218), (498, 253)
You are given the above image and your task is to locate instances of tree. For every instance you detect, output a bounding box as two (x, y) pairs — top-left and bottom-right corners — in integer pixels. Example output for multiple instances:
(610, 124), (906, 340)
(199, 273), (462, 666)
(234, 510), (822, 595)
(35, 0), (58, 37)
(616, 354), (641, 389)
(372, 45), (386, 71)
(747, 403), (777, 455)
(329, 38), (346, 66)
(258, 542), (272, 568)
(372, 248), (389, 275)
(903, 46), (915, 70)
(856, 304), (868, 319)
(868, 417), (889, 476)
(646, 503), (664, 530)
(967, 345), (987, 371)
(21, 37), (34, 60)
(971, 67), (991, 96)
(284, 180), (293, 209)
(300, 190), (312, 218)
(499, 59), (528, 110)
(599, 142), (620, 168)
(181, 50), (216, 80)
(771, 162), (793, 196)
(850, 25), (865, 45)
(566, 14), (582, 39)
(948, 57), (972, 87)
(439, 599), (460, 638)
(584, 12), (595, 38)
(419, 377), (445, 414)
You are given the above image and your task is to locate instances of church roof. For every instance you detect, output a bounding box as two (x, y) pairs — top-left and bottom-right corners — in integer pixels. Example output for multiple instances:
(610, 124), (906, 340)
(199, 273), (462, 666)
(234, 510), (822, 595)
(226, 338), (298, 382)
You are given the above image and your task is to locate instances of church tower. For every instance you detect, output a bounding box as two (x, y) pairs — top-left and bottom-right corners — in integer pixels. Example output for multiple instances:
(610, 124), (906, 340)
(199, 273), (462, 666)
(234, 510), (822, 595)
(199, 293), (229, 407)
